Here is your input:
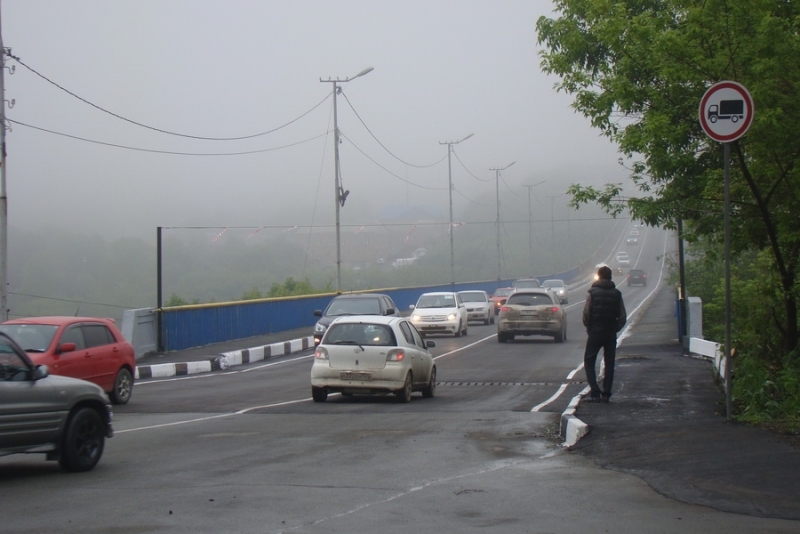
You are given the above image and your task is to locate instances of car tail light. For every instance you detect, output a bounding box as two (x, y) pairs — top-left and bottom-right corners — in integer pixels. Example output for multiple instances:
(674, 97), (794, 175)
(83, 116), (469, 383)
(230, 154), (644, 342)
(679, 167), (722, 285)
(315, 347), (329, 360)
(386, 349), (405, 361)
(549, 307), (560, 312)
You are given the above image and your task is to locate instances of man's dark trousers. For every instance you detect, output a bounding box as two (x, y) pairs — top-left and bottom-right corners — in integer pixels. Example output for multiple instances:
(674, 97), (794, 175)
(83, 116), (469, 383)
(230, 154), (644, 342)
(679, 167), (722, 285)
(584, 327), (617, 398)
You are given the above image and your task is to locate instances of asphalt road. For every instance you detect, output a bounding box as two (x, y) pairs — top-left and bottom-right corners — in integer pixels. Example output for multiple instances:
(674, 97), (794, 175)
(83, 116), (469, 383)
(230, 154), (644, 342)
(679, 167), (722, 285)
(2, 227), (797, 533)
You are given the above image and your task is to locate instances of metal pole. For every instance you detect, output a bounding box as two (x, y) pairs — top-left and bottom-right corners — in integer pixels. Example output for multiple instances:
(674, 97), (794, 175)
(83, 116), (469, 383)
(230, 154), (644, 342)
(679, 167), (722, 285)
(446, 145), (454, 289)
(0, 12), (8, 321)
(320, 68), (373, 294)
(156, 226), (163, 352)
(527, 186), (532, 275)
(677, 218), (688, 344)
(495, 169), (501, 281)
(439, 134), (472, 290)
(723, 142), (733, 420)
(332, 80), (342, 294)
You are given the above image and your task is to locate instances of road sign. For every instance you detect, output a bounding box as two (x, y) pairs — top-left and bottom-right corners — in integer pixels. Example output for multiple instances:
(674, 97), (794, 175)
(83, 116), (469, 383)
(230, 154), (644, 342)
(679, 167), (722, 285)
(699, 81), (754, 142)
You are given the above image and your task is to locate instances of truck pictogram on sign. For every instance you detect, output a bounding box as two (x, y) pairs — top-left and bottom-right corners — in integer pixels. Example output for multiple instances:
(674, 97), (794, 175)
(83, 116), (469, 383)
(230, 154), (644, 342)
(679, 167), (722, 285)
(708, 100), (744, 123)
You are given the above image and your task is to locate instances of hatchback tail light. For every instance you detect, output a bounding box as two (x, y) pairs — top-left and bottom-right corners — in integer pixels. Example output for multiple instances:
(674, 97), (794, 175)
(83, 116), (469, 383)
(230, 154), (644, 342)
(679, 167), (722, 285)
(315, 347), (329, 360)
(386, 349), (405, 362)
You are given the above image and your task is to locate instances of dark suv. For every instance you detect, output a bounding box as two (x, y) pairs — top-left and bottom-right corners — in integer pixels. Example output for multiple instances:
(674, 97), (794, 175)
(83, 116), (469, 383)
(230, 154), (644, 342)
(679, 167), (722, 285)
(313, 293), (399, 345)
(627, 269), (648, 287)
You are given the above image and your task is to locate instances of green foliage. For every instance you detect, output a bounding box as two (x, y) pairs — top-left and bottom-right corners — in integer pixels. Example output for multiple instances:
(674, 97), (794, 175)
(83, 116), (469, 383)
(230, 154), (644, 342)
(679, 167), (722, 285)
(267, 277), (320, 298)
(241, 288), (263, 300)
(164, 293), (198, 307)
(537, 0), (800, 353)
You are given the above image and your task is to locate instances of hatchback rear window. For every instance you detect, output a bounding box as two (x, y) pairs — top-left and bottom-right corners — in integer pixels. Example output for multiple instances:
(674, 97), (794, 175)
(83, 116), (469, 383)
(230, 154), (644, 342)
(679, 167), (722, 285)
(324, 323), (396, 347)
(507, 294), (553, 306)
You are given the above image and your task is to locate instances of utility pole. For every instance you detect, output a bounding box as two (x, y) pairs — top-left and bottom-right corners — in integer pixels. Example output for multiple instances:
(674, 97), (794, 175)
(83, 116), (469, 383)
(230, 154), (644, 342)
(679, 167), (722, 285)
(320, 67), (373, 293)
(439, 133), (473, 289)
(522, 180), (545, 277)
(490, 161), (515, 281)
(0, 8), (9, 321)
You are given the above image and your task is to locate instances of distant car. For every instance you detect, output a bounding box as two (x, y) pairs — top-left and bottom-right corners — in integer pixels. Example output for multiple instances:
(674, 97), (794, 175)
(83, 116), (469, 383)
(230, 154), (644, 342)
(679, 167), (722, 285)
(310, 316), (436, 403)
(627, 269), (648, 287)
(490, 287), (514, 315)
(512, 278), (541, 290)
(313, 293), (399, 346)
(0, 332), (113, 471)
(615, 251), (630, 267)
(497, 288), (566, 343)
(457, 290), (494, 325)
(0, 316), (136, 405)
(626, 236), (639, 245)
(541, 279), (568, 304)
(410, 291), (469, 337)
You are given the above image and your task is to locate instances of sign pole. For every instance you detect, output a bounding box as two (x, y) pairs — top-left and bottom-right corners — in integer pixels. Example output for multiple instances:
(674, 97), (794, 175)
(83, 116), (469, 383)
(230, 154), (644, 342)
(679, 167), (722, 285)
(723, 142), (732, 421)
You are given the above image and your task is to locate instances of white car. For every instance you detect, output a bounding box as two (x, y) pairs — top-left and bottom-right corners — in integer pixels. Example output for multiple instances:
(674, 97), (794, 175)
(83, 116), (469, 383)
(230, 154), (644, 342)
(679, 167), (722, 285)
(541, 279), (568, 304)
(616, 251), (630, 267)
(457, 290), (494, 325)
(310, 316), (436, 403)
(410, 292), (469, 337)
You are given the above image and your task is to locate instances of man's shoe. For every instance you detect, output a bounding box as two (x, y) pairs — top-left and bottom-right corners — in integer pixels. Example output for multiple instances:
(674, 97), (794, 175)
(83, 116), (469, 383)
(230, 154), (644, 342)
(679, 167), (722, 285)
(584, 395), (602, 403)
(600, 395), (610, 403)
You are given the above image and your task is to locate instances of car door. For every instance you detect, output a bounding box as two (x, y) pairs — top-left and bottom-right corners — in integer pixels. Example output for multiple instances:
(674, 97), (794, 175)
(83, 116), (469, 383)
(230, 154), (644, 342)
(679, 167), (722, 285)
(407, 322), (433, 385)
(0, 343), (62, 449)
(50, 324), (94, 384)
(399, 321), (425, 385)
(81, 322), (120, 391)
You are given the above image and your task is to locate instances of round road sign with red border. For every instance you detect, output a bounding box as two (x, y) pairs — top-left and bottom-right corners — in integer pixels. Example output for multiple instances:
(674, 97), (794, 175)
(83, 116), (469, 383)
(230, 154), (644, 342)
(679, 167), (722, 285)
(699, 81), (754, 142)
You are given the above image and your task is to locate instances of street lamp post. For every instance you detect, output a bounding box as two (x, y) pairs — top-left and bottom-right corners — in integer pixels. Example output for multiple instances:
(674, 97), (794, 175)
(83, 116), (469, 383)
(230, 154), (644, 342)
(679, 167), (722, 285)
(522, 179), (545, 277)
(439, 133), (474, 289)
(490, 161), (515, 281)
(320, 67), (373, 293)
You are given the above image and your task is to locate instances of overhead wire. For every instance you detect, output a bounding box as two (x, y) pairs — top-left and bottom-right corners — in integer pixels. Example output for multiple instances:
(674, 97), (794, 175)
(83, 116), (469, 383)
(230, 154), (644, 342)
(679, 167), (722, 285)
(8, 119), (329, 156)
(6, 51), (332, 141)
(340, 90), (447, 169)
(453, 149), (493, 182)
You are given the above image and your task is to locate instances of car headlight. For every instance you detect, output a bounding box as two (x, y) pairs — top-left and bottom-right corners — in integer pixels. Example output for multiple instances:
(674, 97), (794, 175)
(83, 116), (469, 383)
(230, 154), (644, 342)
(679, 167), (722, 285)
(447, 313), (457, 321)
(411, 314), (421, 322)
(314, 323), (327, 333)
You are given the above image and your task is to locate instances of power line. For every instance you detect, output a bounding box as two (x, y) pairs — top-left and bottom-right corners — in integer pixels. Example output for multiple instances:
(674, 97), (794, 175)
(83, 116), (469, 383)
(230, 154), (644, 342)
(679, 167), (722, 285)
(8, 119), (329, 156)
(6, 51), (332, 141)
(9, 291), (132, 309)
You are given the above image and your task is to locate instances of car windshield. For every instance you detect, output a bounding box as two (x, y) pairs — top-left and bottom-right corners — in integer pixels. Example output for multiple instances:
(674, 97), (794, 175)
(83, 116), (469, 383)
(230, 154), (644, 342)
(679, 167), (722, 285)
(542, 280), (564, 288)
(323, 323), (396, 347)
(0, 324), (58, 352)
(416, 294), (456, 309)
(513, 280), (539, 288)
(493, 288), (512, 298)
(459, 292), (486, 303)
(506, 293), (553, 307)
(324, 298), (381, 317)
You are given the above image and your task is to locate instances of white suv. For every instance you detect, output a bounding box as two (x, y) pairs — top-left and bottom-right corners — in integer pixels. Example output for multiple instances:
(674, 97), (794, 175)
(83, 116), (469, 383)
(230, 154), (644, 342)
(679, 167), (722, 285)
(410, 292), (469, 337)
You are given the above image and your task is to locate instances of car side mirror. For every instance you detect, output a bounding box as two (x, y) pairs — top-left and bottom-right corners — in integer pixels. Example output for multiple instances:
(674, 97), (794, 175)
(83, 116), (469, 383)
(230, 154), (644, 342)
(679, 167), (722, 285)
(313, 310), (322, 317)
(426, 340), (436, 348)
(385, 308), (396, 315)
(409, 304), (415, 310)
(33, 364), (49, 380)
(56, 342), (77, 354)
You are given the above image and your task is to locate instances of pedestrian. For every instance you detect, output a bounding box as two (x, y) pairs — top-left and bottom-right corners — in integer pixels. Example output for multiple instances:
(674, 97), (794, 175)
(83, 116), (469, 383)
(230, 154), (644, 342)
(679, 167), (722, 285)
(582, 265), (627, 402)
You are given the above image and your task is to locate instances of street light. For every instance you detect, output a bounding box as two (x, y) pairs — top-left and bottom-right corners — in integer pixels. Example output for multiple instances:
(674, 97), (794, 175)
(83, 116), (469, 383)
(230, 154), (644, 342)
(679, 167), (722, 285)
(320, 67), (374, 293)
(490, 161), (515, 281)
(439, 133), (474, 289)
(522, 179), (546, 276)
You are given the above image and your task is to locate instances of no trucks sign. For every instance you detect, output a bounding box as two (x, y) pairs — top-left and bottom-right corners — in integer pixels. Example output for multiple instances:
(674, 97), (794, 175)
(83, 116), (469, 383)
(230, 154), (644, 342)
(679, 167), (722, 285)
(699, 81), (754, 142)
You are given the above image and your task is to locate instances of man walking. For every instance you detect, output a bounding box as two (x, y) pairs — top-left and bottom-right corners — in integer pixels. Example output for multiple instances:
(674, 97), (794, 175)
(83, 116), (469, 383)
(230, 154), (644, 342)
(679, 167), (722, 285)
(582, 265), (627, 402)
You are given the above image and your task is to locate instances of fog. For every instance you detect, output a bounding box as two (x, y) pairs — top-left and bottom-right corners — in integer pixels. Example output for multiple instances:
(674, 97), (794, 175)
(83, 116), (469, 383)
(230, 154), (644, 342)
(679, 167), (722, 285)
(3, 0), (629, 246)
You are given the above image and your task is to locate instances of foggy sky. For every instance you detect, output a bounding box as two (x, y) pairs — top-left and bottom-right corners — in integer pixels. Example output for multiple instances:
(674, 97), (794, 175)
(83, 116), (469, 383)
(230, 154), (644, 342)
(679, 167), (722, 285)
(2, 0), (628, 243)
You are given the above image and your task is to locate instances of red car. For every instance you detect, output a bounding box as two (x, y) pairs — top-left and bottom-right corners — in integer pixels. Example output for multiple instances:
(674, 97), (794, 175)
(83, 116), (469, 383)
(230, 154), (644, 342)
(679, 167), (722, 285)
(490, 287), (514, 315)
(0, 316), (136, 404)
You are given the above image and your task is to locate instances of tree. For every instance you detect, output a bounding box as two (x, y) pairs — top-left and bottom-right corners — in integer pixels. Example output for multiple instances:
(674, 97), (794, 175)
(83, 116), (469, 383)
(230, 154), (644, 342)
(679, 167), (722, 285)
(536, 0), (800, 353)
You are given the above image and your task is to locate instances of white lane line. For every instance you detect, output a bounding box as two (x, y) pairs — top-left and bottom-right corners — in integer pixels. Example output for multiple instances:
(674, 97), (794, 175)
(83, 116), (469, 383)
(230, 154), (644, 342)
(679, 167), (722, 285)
(432, 334), (496, 360)
(532, 228), (671, 412)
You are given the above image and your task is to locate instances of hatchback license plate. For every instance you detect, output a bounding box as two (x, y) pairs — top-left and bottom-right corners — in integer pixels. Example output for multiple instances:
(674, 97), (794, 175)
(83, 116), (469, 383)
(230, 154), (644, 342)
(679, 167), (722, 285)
(520, 310), (538, 317)
(340, 372), (371, 381)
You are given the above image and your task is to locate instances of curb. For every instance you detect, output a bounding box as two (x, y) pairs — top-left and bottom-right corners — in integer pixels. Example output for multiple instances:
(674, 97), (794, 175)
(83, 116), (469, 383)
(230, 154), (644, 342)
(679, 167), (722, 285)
(135, 336), (315, 380)
(560, 389), (590, 447)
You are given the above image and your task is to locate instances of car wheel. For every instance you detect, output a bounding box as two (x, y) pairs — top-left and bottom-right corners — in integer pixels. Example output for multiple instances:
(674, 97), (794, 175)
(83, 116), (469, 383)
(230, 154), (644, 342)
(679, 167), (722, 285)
(490, 315), (495, 325)
(462, 324), (468, 336)
(555, 325), (565, 343)
(396, 372), (413, 403)
(484, 316), (490, 325)
(311, 386), (328, 403)
(454, 322), (462, 337)
(59, 408), (105, 472)
(498, 332), (507, 343)
(109, 368), (133, 405)
(422, 366), (436, 398)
